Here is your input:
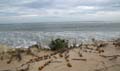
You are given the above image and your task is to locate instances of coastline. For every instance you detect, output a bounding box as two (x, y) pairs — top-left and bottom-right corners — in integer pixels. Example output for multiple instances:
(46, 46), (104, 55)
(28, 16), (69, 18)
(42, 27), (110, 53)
(0, 38), (120, 71)
(0, 31), (120, 48)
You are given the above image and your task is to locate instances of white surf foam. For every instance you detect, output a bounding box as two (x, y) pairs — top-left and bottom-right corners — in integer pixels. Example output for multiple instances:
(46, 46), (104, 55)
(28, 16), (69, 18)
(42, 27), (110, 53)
(0, 31), (120, 48)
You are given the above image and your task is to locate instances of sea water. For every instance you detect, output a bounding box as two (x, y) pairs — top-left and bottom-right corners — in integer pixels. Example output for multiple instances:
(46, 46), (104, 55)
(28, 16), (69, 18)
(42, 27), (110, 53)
(0, 21), (120, 48)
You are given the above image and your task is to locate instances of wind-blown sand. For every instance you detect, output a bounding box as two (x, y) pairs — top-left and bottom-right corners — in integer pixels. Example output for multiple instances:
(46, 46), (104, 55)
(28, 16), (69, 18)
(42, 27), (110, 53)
(0, 39), (120, 71)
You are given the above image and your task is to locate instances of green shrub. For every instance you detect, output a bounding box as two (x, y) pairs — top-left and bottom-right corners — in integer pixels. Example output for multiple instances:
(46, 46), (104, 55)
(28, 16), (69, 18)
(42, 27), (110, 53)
(49, 38), (68, 51)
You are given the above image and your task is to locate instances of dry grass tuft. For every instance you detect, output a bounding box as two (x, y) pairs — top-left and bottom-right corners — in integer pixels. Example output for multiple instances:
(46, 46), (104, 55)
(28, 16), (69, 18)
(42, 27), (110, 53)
(67, 63), (72, 67)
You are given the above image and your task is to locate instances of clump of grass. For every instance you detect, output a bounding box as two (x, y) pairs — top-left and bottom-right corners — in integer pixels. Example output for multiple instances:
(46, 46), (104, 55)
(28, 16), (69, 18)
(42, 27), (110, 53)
(59, 53), (63, 58)
(7, 48), (23, 64)
(49, 38), (69, 51)
(113, 38), (120, 48)
(78, 52), (83, 57)
(38, 66), (44, 71)
(38, 60), (52, 71)
(67, 63), (72, 67)
(66, 58), (69, 62)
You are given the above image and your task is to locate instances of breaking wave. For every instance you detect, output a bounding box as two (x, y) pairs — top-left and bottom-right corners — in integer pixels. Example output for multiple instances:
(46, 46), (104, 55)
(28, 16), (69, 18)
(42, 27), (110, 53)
(0, 31), (120, 48)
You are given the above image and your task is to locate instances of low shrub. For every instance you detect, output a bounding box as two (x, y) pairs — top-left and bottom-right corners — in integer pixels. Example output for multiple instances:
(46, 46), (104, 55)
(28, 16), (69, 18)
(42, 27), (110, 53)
(49, 38), (68, 51)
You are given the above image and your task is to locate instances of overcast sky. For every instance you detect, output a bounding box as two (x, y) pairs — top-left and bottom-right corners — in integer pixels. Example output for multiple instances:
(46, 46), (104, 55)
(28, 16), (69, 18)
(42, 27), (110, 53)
(0, 0), (120, 23)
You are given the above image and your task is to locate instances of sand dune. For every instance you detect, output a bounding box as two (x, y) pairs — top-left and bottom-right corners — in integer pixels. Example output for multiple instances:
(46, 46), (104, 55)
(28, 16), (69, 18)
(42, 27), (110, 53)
(0, 40), (120, 71)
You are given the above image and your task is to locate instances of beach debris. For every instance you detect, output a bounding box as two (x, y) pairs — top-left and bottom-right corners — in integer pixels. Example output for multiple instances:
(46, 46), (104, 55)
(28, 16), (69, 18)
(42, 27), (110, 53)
(7, 49), (22, 64)
(72, 58), (87, 61)
(51, 61), (62, 63)
(7, 58), (12, 64)
(64, 54), (70, 62)
(38, 66), (44, 71)
(89, 51), (92, 53)
(83, 50), (88, 52)
(44, 55), (49, 60)
(91, 38), (108, 48)
(0, 51), (5, 60)
(21, 52), (57, 67)
(91, 38), (98, 47)
(65, 58), (70, 62)
(112, 38), (120, 46)
(38, 60), (52, 71)
(98, 43), (108, 48)
(65, 54), (69, 59)
(98, 49), (104, 53)
(53, 55), (57, 59)
(17, 64), (30, 71)
(60, 50), (70, 62)
(26, 56), (44, 64)
(100, 55), (120, 58)
(59, 53), (63, 58)
(0, 55), (3, 60)
(113, 42), (120, 47)
(79, 43), (83, 49)
(109, 56), (118, 61)
(29, 44), (40, 49)
(38, 57), (43, 61)
(15, 49), (22, 61)
(64, 50), (69, 59)
(72, 42), (77, 48)
(67, 63), (72, 67)
(78, 52), (83, 57)
(100, 55), (120, 61)
(26, 47), (35, 56)
(85, 44), (89, 49)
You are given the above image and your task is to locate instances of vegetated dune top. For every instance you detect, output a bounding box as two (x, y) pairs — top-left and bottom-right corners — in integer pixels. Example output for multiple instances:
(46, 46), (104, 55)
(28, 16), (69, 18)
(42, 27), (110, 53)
(0, 40), (120, 71)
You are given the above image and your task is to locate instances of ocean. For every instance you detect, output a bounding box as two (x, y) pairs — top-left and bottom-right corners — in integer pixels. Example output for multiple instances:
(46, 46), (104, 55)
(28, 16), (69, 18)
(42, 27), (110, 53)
(0, 21), (120, 48)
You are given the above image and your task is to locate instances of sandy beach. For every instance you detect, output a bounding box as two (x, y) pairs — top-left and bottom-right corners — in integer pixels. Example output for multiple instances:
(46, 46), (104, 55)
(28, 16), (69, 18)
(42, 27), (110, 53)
(0, 0), (120, 70)
(0, 39), (120, 71)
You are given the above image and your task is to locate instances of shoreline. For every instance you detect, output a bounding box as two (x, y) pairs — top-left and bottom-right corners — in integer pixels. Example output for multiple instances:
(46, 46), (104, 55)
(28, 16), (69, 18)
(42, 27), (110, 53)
(0, 37), (117, 49)
(0, 31), (120, 48)
(0, 38), (120, 71)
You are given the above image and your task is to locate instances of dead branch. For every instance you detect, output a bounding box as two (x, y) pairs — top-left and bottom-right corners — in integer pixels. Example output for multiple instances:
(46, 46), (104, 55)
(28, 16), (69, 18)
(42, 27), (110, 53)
(100, 55), (120, 58)
(51, 61), (62, 63)
(72, 58), (87, 61)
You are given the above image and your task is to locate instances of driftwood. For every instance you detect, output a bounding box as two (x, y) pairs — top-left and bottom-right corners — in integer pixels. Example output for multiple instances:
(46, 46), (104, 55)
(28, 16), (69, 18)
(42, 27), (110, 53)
(109, 56), (118, 61)
(100, 55), (120, 61)
(72, 58), (87, 61)
(51, 61), (62, 63)
(100, 55), (120, 58)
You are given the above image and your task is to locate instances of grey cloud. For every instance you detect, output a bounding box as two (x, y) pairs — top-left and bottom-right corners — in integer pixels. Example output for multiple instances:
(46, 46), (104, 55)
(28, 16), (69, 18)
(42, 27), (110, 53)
(0, 0), (120, 23)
